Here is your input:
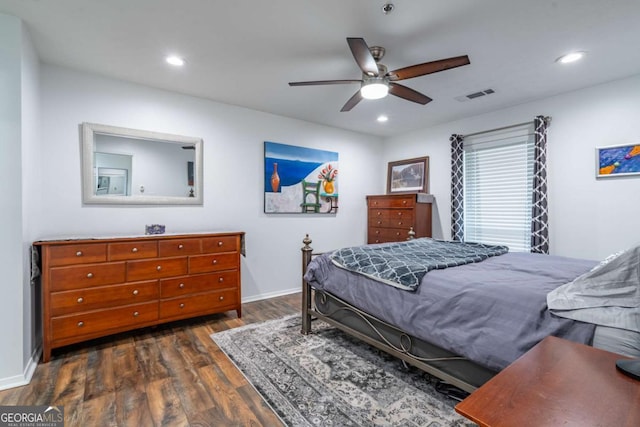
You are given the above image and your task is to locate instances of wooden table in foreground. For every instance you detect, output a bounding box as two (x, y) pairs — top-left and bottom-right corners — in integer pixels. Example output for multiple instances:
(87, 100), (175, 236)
(455, 336), (640, 427)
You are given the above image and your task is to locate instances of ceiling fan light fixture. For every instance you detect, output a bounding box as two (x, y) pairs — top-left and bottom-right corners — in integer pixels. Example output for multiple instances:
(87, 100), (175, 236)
(361, 79), (389, 100)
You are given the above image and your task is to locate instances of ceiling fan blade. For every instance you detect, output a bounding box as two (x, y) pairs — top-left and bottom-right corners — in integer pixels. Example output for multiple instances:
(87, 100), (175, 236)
(340, 90), (363, 112)
(289, 79), (362, 86)
(389, 83), (432, 105)
(387, 55), (470, 81)
(347, 37), (379, 76)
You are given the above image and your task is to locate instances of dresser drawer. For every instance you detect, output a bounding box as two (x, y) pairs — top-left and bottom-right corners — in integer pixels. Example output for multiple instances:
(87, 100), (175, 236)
(160, 271), (237, 298)
(369, 216), (387, 228)
(387, 210), (414, 228)
(159, 289), (238, 320)
(368, 196), (416, 209)
(47, 243), (107, 266)
(201, 236), (239, 253)
(109, 241), (158, 261)
(368, 228), (413, 244)
(369, 209), (390, 218)
(50, 262), (126, 291)
(158, 238), (202, 257)
(51, 301), (158, 341)
(189, 252), (238, 274)
(50, 280), (158, 316)
(126, 257), (188, 281)
(368, 209), (414, 227)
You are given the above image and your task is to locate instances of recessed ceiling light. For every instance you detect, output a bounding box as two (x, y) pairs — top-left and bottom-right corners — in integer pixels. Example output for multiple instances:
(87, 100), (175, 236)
(556, 51), (585, 64)
(377, 115), (389, 123)
(165, 55), (185, 67)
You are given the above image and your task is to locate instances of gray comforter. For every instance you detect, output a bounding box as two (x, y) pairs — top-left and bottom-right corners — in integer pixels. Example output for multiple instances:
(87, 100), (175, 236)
(304, 251), (597, 372)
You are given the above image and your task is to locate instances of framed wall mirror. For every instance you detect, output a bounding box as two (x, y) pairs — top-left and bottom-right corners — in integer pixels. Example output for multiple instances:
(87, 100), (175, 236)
(81, 123), (203, 205)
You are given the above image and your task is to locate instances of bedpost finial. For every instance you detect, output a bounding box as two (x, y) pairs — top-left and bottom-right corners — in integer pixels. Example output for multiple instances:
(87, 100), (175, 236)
(302, 234), (313, 251)
(407, 227), (416, 240)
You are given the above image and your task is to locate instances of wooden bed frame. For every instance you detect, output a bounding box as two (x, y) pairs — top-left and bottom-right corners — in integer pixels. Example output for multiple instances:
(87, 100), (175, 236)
(300, 234), (497, 394)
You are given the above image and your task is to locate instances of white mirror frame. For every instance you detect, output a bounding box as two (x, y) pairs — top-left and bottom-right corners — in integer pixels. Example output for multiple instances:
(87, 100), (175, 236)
(81, 122), (203, 205)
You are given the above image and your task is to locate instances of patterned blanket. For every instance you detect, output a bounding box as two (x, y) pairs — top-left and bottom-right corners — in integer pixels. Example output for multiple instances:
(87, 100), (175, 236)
(330, 238), (509, 291)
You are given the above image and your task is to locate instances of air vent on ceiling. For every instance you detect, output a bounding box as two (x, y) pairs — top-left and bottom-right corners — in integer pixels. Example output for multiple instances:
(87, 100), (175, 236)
(455, 88), (496, 102)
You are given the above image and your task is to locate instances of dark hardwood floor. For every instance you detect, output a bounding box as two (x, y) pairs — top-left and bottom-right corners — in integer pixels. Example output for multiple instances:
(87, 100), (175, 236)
(0, 293), (301, 426)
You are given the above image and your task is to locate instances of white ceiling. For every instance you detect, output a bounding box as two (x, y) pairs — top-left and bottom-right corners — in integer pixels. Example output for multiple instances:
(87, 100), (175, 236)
(3, 0), (640, 137)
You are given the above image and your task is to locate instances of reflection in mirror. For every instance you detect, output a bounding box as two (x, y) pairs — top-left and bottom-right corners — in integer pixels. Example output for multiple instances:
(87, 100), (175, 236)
(95, 153), (131, 195)
(81, 123), (203, 205)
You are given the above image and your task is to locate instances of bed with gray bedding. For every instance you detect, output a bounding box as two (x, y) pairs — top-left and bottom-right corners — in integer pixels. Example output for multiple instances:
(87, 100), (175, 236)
(301, 237), (640, 391)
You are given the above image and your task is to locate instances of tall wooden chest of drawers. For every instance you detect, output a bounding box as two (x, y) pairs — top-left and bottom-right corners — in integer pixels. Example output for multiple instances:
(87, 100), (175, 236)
(34, 231), (244, 362)
(367, 194), (434, 243)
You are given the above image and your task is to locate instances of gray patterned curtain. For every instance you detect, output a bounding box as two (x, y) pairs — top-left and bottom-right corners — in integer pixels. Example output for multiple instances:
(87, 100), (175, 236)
(450, 134), (465, 242)
(531, 116), (550, 254)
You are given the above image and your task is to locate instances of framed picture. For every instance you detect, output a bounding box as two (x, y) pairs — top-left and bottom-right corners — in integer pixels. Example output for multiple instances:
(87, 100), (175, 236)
(264, 141), (339, 214)
(387, 156), (429, 194)
(596, 143), (640, 178)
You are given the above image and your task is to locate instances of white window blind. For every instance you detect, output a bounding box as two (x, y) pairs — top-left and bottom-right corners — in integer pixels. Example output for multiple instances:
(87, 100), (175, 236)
(463, 124), (534, 252)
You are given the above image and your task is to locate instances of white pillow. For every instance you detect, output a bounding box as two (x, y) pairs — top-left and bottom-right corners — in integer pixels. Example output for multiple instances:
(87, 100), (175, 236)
(547, 244), (640, 332)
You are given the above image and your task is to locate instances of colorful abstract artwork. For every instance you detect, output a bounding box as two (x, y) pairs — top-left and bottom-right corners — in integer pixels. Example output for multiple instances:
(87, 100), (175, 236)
(597, 144), (640, 178)
(264, 141), (339, 214)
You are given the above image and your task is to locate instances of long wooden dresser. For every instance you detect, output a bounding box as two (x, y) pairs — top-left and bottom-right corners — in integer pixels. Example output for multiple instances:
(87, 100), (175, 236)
(367, 193), (434, 243)
(34, 231), (244, 362)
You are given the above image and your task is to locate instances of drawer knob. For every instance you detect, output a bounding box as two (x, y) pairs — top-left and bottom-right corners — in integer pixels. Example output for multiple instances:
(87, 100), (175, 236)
(212, 259), (218, 264)
(375, 230), (379, 235)
(218, 241), (223, 246)
(132, 247), (138, 253)
(376, 211), (382, 216)
(156, 265), (162, 271)
(179, 283), (185, 289)
(219, 296), (224, 301)
(132, 289), (139, 295)
(403, 200), (407, 205)
(76, 251), (83, 257)
(133, 311), (139, 317)
(86, 273), (93, 278)
(179, 303), (185, 308)
(77, 297), (84, 304)
(218, 277), (224, 283)
(77, 321), (84, 327)
(178, 244), (184, 249)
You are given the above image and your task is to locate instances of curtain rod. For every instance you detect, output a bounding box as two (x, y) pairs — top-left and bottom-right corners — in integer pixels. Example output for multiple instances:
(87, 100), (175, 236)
(462, 116), (551, 139)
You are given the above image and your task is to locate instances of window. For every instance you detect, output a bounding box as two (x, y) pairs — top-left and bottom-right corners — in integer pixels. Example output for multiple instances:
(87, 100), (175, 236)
(463, 124), (534, 251)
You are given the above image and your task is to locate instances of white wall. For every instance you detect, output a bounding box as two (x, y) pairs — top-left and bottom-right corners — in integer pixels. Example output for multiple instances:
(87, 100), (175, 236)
(0, 14), (40, 390)
(0, 13), (24, 389)
(383, 74), (640, 260)
(20, 17), (41, 387)
(40, 65), (383, 303)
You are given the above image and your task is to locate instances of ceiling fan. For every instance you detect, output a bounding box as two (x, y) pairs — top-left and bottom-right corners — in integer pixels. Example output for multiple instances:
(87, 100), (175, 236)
(289, 37), (470, 112)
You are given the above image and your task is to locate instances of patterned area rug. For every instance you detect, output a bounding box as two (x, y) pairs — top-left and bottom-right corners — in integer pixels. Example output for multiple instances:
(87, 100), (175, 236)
(211, 315), (474, 426)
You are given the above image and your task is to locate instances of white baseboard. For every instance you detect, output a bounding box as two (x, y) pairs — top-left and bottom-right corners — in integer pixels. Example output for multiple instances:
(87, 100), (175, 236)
(241, 287), (300, 304)
(0, 345), (41, 391)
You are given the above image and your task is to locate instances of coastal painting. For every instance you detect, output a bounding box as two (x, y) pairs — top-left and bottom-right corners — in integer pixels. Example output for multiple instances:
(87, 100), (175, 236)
(264, 141), (339, 214)
(597, 143), (640, 178)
